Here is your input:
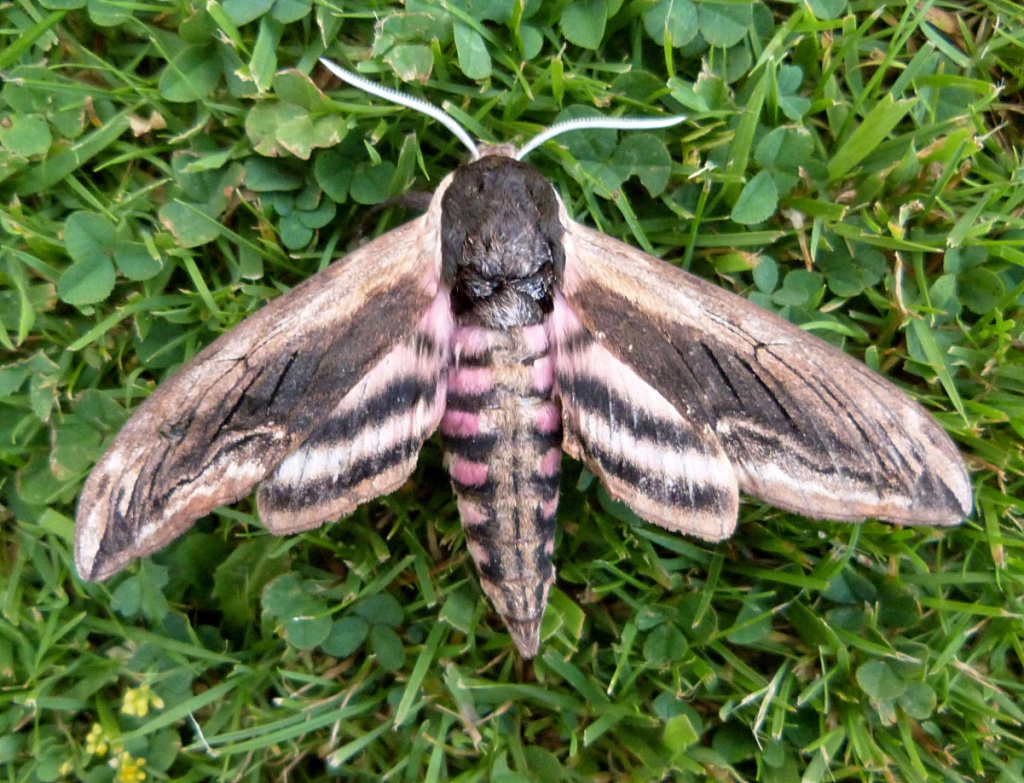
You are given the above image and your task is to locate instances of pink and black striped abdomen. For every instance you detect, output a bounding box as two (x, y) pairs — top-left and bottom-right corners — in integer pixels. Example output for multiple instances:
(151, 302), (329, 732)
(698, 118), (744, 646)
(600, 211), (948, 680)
(439, 323), (561, 657)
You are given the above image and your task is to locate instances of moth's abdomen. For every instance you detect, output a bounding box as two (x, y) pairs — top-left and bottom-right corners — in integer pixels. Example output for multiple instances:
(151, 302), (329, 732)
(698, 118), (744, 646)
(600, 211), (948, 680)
(440, 323), (561, 657)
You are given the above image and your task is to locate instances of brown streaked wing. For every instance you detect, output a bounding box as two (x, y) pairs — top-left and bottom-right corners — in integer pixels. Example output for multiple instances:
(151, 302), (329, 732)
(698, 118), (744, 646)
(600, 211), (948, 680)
(559, 219), (972, 530)
(75, 210), (446, 582)
(550, 293), (740, 540)
(256, 294), (452, 533)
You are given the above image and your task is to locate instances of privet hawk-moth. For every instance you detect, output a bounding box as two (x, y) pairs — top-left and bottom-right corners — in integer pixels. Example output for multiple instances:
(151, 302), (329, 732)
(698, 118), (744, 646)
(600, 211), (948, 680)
(75, 61), (972, 658)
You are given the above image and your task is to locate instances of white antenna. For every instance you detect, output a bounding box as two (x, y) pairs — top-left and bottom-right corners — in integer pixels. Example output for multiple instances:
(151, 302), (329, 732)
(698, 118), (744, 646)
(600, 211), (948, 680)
(320, 58), (481, 160)
(319, 58), (686, 161)
(515, 115), (687, 160)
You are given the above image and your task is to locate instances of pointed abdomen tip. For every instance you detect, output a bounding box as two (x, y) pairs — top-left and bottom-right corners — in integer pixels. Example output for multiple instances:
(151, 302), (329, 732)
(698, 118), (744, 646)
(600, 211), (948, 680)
(505, 617), (542, 659)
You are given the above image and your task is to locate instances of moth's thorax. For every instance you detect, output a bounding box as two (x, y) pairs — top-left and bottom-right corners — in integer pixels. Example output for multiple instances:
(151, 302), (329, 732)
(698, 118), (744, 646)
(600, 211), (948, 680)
(440, 155), (565, 329)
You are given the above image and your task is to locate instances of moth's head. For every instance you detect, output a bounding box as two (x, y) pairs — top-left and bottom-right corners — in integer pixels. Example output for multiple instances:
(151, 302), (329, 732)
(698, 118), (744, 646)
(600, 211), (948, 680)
(477, 143), (518, 160)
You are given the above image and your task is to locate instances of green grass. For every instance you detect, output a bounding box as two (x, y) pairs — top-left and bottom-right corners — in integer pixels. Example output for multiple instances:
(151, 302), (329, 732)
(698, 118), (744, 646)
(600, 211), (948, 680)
(1, 1), (1022, 781)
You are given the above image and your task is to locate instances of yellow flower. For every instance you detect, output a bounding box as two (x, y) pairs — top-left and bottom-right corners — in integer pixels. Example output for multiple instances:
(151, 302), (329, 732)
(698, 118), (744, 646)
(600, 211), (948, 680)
(116, 751), (146, 783)
(121, 684), (163, 717)
(85, 723), (108, 757)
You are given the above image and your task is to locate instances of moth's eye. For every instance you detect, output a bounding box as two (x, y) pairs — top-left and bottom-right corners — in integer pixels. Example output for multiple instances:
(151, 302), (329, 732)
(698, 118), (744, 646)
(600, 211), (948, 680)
(507, 275), (551, 301)
(466, 278), (497, 297)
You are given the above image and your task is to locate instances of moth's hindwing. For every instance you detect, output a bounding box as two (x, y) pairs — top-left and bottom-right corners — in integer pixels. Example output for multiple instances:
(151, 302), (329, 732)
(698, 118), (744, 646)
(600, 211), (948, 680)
(75, 210), (448, 582)
(558, 219), (972, 528)
(550, 293), (740, 541)
(257, 294), (453, 533)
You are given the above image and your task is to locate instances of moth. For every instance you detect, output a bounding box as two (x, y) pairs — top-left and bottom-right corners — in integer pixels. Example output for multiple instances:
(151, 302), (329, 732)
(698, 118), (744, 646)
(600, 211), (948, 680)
(75, 61), (972, 658)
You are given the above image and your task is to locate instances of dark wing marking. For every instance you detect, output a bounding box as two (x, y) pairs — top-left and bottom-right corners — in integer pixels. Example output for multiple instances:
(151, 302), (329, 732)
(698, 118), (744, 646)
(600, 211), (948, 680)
(550, 294), (740, 540)
(76, 210), (447, 581)
(559, 219), (971, 530)
(257, 296), (451, 533)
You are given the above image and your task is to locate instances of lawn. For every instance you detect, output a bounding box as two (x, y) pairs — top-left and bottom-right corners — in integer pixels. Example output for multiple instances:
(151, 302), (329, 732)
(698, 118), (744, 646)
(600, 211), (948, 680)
(1, 1), (1022, 781)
